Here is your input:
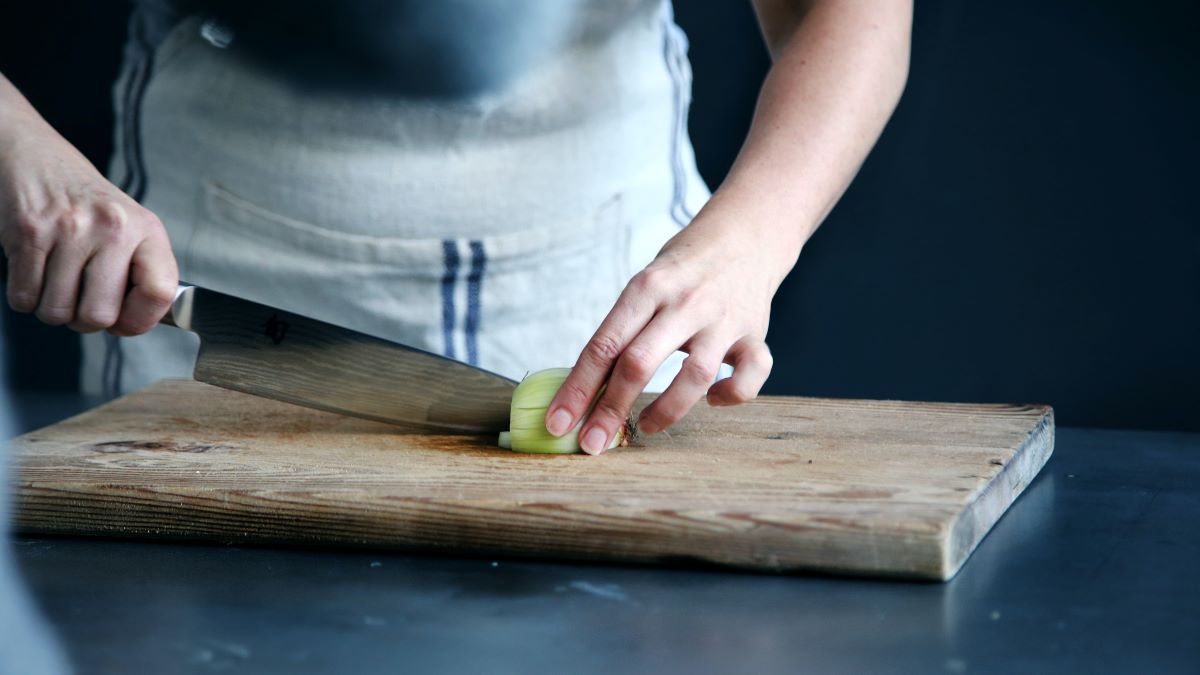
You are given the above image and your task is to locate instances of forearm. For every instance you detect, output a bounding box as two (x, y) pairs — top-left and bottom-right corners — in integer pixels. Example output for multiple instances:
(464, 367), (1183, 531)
(702, 0), (912, 285)
(0, 73), (85, 172)
(0, 73), (53, 146)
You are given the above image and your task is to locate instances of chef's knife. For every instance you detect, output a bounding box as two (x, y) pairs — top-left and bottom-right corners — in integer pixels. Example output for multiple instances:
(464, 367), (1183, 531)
(159, 284), (516, 433)
(1, 257), (515, 433)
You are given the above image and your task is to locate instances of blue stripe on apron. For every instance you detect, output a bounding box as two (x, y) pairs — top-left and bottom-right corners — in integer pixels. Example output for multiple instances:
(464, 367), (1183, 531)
(465, 240), (485, 367)
(442, 239), (486, 367)
(661, 7), (695, 229)
(440, 239), (461, 360)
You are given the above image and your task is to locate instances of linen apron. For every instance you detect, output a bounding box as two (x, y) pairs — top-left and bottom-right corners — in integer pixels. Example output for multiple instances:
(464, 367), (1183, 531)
(81, 0), (713, 398)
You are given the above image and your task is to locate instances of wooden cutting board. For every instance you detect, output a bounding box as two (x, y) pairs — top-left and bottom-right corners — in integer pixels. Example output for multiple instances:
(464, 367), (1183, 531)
(8, 379), (1053, 580)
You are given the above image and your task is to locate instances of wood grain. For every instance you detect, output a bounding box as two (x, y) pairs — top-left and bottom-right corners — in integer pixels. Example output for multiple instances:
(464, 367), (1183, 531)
(7, 379), (1054, 580)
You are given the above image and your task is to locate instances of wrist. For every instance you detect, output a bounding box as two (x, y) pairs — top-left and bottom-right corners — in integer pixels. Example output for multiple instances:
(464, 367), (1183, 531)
(696, 182), (810, 289)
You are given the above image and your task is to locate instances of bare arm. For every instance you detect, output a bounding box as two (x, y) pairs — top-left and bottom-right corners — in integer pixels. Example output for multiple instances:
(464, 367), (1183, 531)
(547, 0), (912, 453)
(724, 0), (912, 266)
(0, 72), (176, 334)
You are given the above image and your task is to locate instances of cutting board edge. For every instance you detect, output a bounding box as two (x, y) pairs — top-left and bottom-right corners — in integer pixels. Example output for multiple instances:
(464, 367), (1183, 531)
(9, 490), (954, 581)
(940, 406), (1055, 580)
(11, 472), (958, 580)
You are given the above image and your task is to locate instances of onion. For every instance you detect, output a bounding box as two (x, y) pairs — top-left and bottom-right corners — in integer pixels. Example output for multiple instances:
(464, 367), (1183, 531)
(499, 368), (630, 454)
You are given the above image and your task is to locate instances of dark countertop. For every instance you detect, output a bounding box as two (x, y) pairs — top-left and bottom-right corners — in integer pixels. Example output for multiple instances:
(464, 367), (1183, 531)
(6, 391), (1199, 674)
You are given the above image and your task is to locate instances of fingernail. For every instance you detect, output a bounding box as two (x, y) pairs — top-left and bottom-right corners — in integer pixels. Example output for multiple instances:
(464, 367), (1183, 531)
(708, 395), (728, 407)
(546, 408), (572, 436)
(638, 418), (660, 435)
(581, 427), (608, 455)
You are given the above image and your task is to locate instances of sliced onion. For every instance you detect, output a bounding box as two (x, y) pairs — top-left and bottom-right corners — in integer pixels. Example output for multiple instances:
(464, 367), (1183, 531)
(499, 368), (628, 454)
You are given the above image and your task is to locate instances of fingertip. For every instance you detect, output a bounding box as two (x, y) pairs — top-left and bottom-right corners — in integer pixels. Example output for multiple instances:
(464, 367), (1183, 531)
(580, 426), (609, 455)
(68, 323), (105, 335)
(637, 417), (661, 435)
(111, 309), (161, 337)
(109, 322), (150, 337)
(545, 407), (573, 437)
(707, 378), (758, 406)
(706, 381), (735, 407)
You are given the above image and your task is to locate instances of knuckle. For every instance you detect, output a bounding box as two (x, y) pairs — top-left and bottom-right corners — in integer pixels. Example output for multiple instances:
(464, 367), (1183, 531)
(57, 209), (87, 237)
(616, 346), (656, 382)
(140, 282), (177, 309)
(7, 290), (38, 313)
(9, 214), (47, 247)
(631, 267), (669, 295)
(94, 200), (130, 228)
(556, 380), (594, 411)
(591, 397), (627, 425)
(675, 286), (702, 309)
(92, 214), (128, 244)
(586, 333), (624, 365)
(7, 218), (51, 254)
(681, 356), (718, 384)
(141, 210), (166, 234)
(78, 305), (118, 330)
(750, 344), (774, 369)
(35, 305), (74, 326)
(95, 203), (151, 248)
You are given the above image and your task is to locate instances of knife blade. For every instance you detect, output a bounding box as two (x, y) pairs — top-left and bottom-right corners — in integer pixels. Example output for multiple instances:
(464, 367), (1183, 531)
(161, 284), (516, 433)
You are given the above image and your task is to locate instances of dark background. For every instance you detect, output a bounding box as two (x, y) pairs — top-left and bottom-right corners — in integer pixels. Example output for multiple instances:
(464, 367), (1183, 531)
(1, 1), (1197, 431)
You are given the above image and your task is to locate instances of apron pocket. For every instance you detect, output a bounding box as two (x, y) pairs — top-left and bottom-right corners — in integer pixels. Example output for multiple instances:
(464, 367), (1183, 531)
(191, 181), (448, 349)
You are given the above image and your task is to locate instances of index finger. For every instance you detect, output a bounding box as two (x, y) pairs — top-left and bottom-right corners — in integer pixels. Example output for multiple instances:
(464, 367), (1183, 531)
(544, 284), (657, 437)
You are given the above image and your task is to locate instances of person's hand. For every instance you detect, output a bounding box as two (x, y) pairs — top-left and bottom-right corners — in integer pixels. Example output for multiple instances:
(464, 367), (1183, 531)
(0, 116), (178, 335)
(544, 197), (800, 454)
